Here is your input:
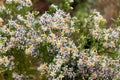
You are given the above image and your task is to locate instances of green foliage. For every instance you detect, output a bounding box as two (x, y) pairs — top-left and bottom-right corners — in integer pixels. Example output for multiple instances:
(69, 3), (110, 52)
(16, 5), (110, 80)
(76, 10), (120, 58)
(113, 16), (120, 26)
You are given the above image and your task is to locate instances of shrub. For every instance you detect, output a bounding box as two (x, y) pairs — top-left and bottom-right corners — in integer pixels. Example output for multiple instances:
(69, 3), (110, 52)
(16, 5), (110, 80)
(0, 0), (119, 80)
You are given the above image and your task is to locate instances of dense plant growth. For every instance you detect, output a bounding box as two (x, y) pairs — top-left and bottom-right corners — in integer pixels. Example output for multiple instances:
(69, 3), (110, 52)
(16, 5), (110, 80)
(0, 0), (120, 80)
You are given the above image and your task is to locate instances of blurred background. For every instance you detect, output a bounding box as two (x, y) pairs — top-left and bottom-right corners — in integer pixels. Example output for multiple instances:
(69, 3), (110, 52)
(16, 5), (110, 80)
(31, 0), (120, 27)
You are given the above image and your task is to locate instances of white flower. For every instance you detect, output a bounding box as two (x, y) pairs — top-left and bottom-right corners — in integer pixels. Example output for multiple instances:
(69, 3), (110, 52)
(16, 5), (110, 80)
(6, 0), (12, 4)
(51, 4), (58, 10)
(69, 0), (74, 3)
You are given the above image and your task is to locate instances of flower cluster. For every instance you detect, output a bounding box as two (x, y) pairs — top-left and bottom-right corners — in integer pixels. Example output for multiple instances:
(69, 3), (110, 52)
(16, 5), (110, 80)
(84, 10), (106, 28)
(0, 0), (76, 79)
(0, 6), (75, 56)
(38, 8), (76, 56)
(90, 27), (120, 50)
(88, 12), (120, 54)
(5, 0), (32, 7)
(102, 28), (119, 48)
(0, 0), (120, 80)
(38, 49), (120, 80)
(12, 72), (29, 80)
(77, 10), (120, 55)
(0, 56), (14, 70)
(37, 10), (120, 80)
